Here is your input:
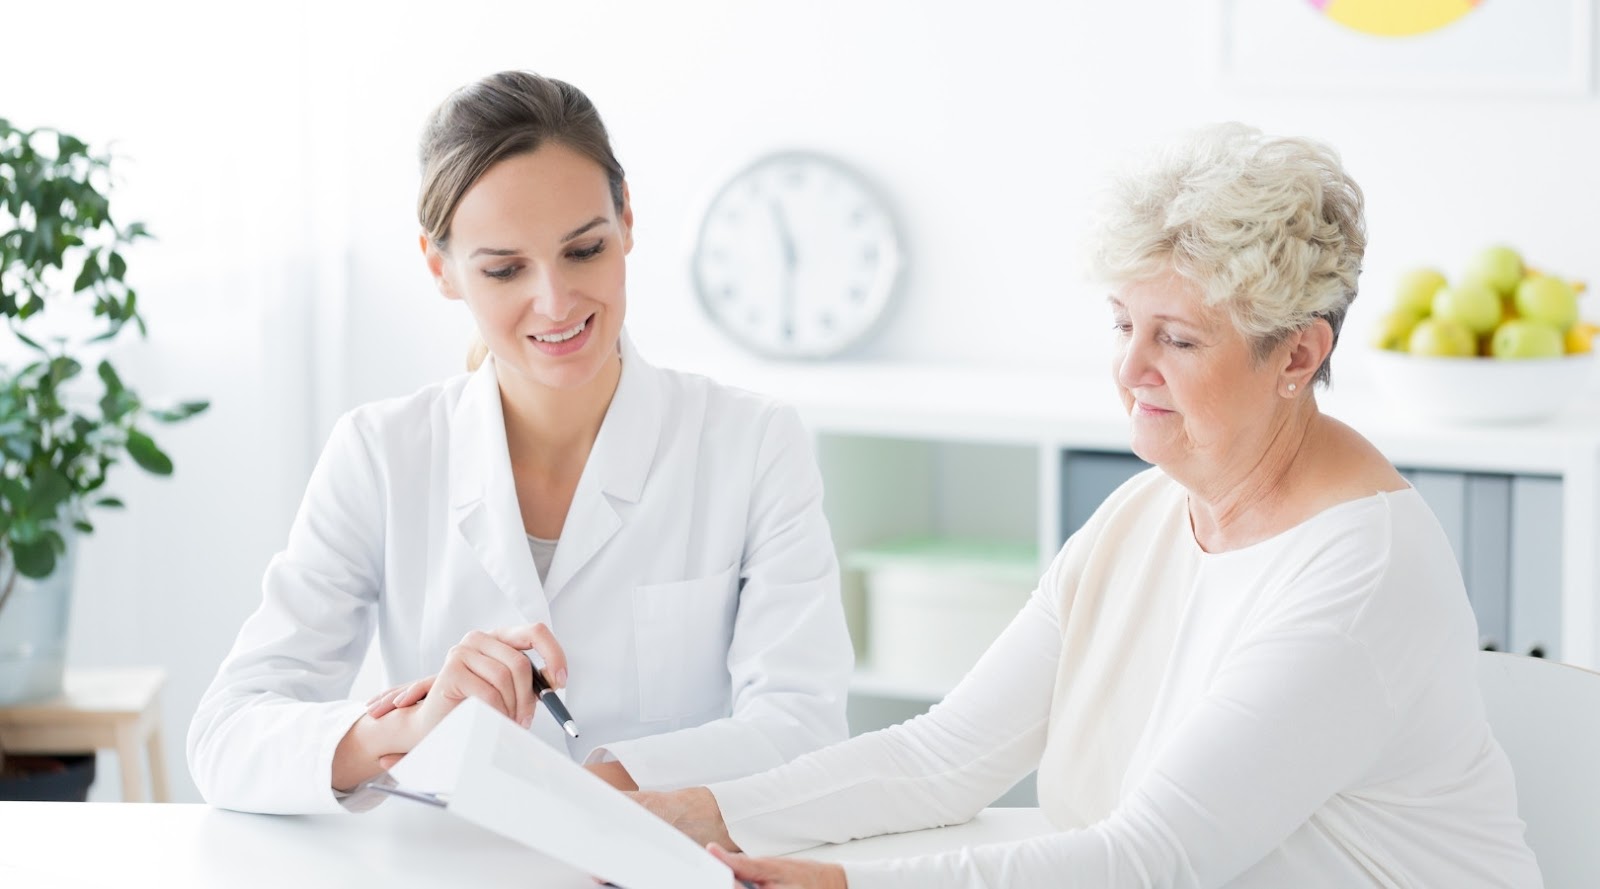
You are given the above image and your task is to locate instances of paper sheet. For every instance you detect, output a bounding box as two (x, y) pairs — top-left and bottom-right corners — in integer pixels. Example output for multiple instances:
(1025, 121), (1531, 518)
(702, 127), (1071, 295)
(385, 697), (732, 889)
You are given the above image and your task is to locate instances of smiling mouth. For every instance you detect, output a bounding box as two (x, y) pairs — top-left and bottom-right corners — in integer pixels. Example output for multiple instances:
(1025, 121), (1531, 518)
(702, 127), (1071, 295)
(530, 315), (591, 343)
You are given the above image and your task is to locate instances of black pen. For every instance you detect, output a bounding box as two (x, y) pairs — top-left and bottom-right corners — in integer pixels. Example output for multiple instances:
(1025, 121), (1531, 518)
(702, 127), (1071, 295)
(526, 651), (580, 738)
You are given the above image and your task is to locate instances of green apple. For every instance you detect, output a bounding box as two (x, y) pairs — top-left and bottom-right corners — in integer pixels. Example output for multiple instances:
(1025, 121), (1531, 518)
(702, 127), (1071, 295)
(1490, 319), (1564, 359)
(1408, 318), (1477, 357)
(1432, 279), (1503, 335)
(1463, 245), (1525, 297)
(1513, 275), (1579, 332)
(1371, 309), (1421, 351)
(1394, 268), (1447, 317)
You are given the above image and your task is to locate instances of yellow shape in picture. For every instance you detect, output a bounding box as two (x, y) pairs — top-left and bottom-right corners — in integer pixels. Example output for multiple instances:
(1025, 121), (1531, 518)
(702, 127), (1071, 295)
(1317, 0), (1480, 37)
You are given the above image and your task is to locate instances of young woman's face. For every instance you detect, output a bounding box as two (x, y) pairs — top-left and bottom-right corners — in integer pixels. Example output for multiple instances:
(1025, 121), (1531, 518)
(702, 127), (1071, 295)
(428, 142), (632, 391)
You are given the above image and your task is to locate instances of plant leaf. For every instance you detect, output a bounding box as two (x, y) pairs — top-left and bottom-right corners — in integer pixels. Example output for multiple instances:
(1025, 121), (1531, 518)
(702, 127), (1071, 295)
(97, 360), (123, 391)
(9, 516), (39, 545)
(72, 252), (100, 293)
(13, 537), (56, 578)
(125, 428), (173, 475)
(49, 356), (82, 383)
(26, 466), (72, 515)
(149, 399), (209, 423)
(56, 133), (86, 158)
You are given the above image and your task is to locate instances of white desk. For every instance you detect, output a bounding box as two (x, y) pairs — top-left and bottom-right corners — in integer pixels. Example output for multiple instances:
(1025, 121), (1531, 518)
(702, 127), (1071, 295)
(0, 801), (1052, 888)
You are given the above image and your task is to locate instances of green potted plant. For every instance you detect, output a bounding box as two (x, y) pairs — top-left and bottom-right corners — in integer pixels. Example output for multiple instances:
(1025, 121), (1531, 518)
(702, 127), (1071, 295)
(0, 118), (207, 766)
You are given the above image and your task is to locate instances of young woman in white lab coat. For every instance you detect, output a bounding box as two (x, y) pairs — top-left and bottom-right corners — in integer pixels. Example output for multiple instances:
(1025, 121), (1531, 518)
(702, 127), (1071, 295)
(187, 71), (854, 814)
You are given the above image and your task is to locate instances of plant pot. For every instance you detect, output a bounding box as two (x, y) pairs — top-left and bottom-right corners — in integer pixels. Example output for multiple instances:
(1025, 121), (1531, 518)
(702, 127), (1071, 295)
(0, 754), (96, 801)
(0, 536), (77, 705)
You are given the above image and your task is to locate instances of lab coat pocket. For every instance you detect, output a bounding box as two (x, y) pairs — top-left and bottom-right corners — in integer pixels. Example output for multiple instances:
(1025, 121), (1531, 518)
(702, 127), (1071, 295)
(633, 563), (739, 722)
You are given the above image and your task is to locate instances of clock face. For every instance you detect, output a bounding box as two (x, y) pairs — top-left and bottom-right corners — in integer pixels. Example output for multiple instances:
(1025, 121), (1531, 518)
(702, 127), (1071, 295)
(692, 152), (901, 359)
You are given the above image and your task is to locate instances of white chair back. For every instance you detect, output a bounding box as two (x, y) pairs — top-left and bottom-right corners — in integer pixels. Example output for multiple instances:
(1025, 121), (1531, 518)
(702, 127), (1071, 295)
(1477, 651), (1600, 888)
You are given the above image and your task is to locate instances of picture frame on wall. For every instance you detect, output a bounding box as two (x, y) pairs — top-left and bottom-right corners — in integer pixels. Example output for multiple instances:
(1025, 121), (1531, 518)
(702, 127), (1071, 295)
(1218, 0), (1595, 97)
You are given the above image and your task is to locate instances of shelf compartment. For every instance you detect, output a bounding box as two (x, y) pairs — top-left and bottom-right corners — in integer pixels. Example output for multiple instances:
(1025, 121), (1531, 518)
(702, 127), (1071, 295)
(846, 536), (1038, 696)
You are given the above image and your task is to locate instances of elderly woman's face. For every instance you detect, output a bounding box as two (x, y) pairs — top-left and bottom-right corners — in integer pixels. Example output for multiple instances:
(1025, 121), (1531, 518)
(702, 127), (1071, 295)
(1109, 271), (1279, 471)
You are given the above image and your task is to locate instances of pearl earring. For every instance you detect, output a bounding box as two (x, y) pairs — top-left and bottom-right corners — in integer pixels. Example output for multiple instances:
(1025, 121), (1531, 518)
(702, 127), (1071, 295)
(1287, 383), (1298, 394)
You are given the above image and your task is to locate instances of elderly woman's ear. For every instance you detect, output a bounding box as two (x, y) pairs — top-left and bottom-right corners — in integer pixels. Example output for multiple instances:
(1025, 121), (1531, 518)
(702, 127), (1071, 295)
(1279, 318), (1335, 396)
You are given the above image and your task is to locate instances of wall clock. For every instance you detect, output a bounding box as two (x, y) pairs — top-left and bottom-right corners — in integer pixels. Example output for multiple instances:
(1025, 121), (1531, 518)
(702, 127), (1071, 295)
(691, 151), (902, 359)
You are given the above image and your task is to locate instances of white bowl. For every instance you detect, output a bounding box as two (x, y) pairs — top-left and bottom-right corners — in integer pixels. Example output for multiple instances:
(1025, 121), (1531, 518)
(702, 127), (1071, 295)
(1365, 350), (1596, 424)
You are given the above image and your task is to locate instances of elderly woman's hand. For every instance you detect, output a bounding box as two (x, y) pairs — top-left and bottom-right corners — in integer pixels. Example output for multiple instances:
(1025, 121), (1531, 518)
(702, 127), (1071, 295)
(365, 676), (435, 719)
(708, 843), (847, 889)
(630, 786), (738, 850)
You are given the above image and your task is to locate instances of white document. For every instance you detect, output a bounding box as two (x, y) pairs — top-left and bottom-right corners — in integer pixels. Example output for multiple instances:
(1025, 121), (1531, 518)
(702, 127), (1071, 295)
(381, 697), (734, 889)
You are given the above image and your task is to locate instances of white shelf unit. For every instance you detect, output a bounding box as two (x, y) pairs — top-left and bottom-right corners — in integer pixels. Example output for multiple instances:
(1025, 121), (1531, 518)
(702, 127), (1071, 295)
(668, 353), (1600, 808)
(682, 356), (1600, 672)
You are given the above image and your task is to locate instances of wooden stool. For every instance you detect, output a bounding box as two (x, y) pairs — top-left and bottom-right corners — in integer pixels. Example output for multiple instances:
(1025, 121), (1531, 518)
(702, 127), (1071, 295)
(0, 667), (169, 802)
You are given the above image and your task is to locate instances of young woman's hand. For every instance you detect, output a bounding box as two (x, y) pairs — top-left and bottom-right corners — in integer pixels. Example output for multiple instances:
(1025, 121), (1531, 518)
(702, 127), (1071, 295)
(333, 622), (567, 788)
(630, 787), (737, 850)
(408, 622), (567, 734)
(708, 844), (847, 889)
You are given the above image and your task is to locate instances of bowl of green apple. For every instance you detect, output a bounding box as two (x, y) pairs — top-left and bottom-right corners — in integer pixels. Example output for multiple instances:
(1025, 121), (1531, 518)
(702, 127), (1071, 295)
(1366, 246), (1597, 425)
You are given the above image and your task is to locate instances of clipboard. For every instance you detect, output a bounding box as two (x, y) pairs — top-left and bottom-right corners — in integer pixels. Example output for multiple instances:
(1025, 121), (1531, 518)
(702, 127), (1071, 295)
(371, 697), (736, 889)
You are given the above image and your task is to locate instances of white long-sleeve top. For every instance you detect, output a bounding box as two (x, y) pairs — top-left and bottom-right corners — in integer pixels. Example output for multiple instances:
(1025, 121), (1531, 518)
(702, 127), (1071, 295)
(710, 469), (1542, 888)
(188, 336), (853, 814)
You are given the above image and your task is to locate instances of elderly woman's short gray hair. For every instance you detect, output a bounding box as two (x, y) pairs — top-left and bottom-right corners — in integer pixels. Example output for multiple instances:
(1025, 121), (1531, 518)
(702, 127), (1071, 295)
(1088, 123), (1366, 386)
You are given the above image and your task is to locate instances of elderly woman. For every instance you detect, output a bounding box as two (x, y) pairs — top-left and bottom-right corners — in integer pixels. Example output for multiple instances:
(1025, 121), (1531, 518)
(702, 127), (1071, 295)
(636, 124), (1542, 888)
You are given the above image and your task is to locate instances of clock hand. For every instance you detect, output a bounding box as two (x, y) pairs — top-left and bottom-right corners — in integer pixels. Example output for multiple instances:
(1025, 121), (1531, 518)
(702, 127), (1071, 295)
(768, 200), (798, 343)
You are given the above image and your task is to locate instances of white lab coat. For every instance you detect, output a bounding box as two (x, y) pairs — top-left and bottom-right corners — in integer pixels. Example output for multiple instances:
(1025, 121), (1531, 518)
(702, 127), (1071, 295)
(187, 336), (854, 814)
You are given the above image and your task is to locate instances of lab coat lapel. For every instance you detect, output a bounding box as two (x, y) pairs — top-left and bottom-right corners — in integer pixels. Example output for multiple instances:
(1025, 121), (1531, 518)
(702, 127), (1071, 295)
(542, 335), (663, 601)
(448, 358), (552, 626)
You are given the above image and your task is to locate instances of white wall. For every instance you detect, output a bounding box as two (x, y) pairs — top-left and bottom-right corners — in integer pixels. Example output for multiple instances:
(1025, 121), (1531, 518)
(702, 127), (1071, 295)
(322, 0), (1600, 398)
(2, 0), (1596, 802)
